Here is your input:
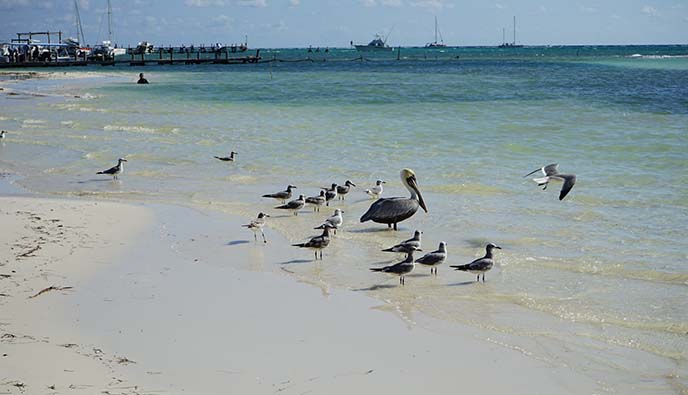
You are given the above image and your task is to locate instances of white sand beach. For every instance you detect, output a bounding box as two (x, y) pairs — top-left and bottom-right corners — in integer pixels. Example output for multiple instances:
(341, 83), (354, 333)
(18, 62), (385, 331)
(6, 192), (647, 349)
(0, 192), (609, 394)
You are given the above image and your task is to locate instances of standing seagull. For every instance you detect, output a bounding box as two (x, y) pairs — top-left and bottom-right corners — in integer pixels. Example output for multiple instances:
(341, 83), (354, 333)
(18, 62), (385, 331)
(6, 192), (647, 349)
(416, 241), (447, 275)
(242, 212), (269, 243)
(314, 208), (343, 235)
(370, 247), (420, 286)
(364, 180), (385, 199)
(262, 185), (296, 204)
(524, 163), (577, 201)
(451, 243), (501, 282)
(97, 158), (127, 180)
(292, 224), (333, 260)
(321, 183), (338, 206)
(305, 190), (327, 212)
(360, 169), (427, 231)
(337, 180), (356, 200)
(382, 230), (423, 253)
(275, 194), (306, 216)
(214, 151), (237, 162)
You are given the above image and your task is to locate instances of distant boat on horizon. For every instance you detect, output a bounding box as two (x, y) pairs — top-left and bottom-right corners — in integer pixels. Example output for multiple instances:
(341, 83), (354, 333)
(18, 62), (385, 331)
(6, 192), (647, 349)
(425, 17), (447, 48)
(498, 16), (523, 48)
(352, 30), (394, 52)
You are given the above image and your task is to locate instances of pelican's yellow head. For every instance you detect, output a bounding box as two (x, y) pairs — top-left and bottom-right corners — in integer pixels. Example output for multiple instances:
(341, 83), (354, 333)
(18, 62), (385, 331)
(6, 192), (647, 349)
(400, 168), (428, 213)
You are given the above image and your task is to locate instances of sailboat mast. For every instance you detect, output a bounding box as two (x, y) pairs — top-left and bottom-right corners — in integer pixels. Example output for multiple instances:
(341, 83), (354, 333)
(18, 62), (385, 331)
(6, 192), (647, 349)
(502, 28), (505, 45)
(107, 0), (113, 43)
(513, 16), (516, 45)
(434, 16), (438, 43)
(74, 0), (85, 44)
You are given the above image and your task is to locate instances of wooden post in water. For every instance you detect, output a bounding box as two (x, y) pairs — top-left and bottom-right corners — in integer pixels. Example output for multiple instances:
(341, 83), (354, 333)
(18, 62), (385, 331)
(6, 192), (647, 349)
(397, 47), (401, 61)
(159, 48), (162, 60)
(170, 49), (173, 63)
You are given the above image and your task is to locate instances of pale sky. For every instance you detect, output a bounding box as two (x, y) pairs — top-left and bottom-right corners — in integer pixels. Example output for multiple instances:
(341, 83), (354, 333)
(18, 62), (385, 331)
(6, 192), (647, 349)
(0, 0), (686, 47)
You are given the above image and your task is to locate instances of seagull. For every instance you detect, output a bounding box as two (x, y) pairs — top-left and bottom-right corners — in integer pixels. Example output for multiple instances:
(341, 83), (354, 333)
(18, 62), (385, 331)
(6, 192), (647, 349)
(97, 158), (127, 180)
(524, 163), (577, 201)
(382, 230), (423, 253)
(0, 131), (6, 139)
(214, 151), (237, 162)
(314, 208), (343, 235)
(305, 190), (327, 212)
(336, 180), (356, 200)
(415, 241), (447, 275)
(262, 185), (296, 204)
(364, 180), (385, 199)
(242, 213), (269, 243)
(370, 247), (420, 285)
(450, 243), (501, 282)
(275, 194), (306, 216)
(321, 183), (338, 206)
(360, 169), (427, 231)
(292, 224), (333, 260)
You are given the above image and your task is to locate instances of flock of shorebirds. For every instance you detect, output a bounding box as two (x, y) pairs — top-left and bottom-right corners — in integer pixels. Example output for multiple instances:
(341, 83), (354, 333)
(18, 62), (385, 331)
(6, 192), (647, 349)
(77, 150), (577, 286)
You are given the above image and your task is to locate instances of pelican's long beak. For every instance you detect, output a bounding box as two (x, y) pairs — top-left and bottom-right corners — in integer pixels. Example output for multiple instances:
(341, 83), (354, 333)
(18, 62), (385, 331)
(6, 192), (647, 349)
(407, 176), (428, 213)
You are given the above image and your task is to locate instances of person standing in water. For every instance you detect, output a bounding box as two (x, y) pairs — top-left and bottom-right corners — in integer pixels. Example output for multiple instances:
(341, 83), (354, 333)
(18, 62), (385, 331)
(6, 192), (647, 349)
(137, 73), (149, 84)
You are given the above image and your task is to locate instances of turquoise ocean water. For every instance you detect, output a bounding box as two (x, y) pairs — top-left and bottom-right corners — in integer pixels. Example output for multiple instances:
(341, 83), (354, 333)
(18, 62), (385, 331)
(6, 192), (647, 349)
(1, 45), (687, 392)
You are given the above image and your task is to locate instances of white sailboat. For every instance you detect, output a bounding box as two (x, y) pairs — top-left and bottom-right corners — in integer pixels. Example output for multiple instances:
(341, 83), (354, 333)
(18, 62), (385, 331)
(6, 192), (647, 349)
(92, 0), (125, 59)
(498, 16), (523, 48)
(425, 17), (446, 48)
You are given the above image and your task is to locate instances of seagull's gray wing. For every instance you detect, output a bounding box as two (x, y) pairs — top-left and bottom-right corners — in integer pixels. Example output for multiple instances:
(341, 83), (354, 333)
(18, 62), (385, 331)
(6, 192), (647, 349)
(552, 174), (576, 200)
(543, 163), (559, 176)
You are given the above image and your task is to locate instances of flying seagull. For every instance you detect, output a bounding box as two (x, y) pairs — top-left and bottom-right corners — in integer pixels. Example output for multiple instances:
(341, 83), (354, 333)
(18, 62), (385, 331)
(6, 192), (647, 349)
(360, 169), (427, 231)
(451, 243), (501, 282)
(97, 158), (127, 180)
(524, 163), (576, 201)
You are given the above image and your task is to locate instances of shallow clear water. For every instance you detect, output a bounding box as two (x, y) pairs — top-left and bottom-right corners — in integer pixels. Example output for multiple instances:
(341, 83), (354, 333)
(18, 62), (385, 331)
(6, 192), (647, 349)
(2, 45), (687, 392)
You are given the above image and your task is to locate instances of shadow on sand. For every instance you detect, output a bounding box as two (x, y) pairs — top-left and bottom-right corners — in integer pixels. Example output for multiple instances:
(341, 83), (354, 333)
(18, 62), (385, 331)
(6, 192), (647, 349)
(278, 259), (313, 265)
(352, 284), (398, 291)
(226, 240), (251, 246)
(447, 281), (478, 287)
(76, 178), (119, 184)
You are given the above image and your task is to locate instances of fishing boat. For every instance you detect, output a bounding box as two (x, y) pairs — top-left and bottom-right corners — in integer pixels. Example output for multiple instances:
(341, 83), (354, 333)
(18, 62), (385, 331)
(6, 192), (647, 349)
(352, 33), (393, 52)
(425, 17), (446, 48)
(498, 16), (523, 48)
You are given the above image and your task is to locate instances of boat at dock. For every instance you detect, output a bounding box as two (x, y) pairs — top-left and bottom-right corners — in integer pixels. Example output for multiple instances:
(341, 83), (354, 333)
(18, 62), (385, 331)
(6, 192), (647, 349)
(425, 17), (447, 48)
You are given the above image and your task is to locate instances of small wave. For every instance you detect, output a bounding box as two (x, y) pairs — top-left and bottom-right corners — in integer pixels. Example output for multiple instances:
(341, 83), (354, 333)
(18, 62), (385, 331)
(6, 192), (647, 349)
(425, 183), (510, 196)
(104, 124), (159, 134)
(626, 54), (688, 59)
(22, 119), (46, 125)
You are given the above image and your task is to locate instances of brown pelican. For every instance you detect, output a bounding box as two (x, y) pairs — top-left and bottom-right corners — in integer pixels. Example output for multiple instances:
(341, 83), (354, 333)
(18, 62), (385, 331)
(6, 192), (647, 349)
(262, 185), (296, 204)
(360, 169), (427, 231)
(370, 247), (420, 285)
(97, 158), (127, 180)
(292, 224), (333, 260)
(242, 213), (269, 243)
(214, 151), (237, 162)
(336, 180), (356, 200)
(524, 163), (576, 201)
(450, 243), (501, 282)
(416, 241), (447, 275)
